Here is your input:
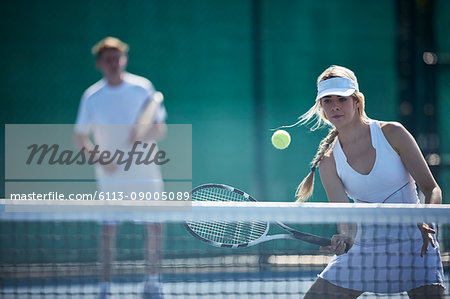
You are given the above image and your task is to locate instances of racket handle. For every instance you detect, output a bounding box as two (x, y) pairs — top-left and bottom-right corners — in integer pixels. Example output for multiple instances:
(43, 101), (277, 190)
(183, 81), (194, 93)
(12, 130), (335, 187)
(292, 231), (331, 246)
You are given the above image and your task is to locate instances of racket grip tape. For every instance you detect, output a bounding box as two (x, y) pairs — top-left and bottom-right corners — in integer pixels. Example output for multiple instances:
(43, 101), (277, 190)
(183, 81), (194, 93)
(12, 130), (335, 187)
(292, 231), (331, 246)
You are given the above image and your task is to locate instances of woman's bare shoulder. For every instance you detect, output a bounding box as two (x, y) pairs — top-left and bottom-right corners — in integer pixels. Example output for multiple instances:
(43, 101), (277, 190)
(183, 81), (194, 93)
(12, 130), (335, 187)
(319, 149), (337, 174)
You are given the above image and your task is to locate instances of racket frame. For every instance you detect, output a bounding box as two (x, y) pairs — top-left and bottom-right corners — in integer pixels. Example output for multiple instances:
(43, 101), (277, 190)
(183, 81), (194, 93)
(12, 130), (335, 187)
(185, 184), (331, 248)
(134, 91), (164, 140)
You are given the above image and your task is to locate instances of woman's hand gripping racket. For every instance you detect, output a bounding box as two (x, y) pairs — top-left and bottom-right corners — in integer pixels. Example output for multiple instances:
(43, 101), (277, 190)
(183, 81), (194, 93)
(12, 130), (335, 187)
(185, 184), (331, 248)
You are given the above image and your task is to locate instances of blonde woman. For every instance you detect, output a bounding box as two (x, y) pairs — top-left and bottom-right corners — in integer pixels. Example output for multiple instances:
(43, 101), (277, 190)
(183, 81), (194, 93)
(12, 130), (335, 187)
(296, 66), (445, 298)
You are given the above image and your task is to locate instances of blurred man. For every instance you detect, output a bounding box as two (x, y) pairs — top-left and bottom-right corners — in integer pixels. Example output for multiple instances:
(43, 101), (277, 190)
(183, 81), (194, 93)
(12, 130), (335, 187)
(74, 37), (167, 299)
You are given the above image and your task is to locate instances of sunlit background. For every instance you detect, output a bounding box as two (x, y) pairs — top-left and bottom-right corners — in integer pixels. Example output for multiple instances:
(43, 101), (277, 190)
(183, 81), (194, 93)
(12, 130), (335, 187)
(1, 1), (449, 297)
(1, 0), (449, 202)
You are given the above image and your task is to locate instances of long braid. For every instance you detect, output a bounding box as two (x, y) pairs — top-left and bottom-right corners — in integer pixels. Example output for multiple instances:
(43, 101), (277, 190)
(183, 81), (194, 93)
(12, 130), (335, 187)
(295, 129), (339, 202)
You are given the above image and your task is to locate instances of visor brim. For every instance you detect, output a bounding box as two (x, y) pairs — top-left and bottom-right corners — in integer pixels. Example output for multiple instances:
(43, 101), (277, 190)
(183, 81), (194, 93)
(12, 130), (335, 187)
(315, 88), (356, 102)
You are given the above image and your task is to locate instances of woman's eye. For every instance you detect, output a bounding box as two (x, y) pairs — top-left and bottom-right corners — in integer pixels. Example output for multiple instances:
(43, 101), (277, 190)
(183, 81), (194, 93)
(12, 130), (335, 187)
(339, 97), (347, 102)
(323, 99), (331, 104)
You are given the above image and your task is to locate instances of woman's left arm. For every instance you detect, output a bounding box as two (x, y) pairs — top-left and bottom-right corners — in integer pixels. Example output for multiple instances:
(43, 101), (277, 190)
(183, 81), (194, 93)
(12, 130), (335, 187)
(382, 122), (441, 257)
(382, 122), (442, 204)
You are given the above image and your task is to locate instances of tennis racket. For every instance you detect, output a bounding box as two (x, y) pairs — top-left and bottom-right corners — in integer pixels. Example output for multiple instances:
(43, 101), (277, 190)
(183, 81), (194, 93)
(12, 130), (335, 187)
(185, 184), (331, 248)
(129, 91), (164, 143)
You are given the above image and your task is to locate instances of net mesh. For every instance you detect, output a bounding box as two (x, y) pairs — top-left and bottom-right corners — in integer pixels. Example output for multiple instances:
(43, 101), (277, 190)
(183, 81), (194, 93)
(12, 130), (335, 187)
(1, 201), (449, 298)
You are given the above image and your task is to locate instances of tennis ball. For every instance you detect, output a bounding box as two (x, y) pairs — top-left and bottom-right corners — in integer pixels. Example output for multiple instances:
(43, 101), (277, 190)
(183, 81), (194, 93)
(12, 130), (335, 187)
(271, 130), (291, 150)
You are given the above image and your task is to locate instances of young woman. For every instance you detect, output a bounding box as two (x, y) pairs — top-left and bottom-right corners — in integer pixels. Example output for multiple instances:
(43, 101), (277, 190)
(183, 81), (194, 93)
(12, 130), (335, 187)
(295, 66), (445, 298)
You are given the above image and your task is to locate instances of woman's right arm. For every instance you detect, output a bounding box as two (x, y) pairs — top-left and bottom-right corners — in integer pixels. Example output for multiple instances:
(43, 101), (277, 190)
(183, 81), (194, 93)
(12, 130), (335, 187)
(319, 153), (356, 254)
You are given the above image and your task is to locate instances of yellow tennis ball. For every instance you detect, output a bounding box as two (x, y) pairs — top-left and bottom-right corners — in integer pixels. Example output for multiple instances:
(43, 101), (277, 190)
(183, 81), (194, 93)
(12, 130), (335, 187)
(271, 130), (291, 150)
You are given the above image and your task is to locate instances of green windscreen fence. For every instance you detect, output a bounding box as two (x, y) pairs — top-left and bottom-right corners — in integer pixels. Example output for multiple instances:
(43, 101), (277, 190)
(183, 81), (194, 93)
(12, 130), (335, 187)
(436, 0), (450, 200)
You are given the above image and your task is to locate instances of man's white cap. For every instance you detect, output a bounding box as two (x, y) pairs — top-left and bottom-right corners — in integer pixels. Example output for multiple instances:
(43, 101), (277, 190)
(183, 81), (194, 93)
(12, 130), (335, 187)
(315, 77), (359, 102)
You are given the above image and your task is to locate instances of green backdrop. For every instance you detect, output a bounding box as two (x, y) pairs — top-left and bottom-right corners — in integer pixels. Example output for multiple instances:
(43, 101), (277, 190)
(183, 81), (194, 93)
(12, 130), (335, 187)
(1, 0), (449, 262)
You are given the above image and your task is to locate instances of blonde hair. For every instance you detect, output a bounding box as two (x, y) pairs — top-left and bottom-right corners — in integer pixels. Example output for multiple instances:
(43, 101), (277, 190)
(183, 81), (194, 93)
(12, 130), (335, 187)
(92, 37), (129, 59)
(295, 65), (369, 202)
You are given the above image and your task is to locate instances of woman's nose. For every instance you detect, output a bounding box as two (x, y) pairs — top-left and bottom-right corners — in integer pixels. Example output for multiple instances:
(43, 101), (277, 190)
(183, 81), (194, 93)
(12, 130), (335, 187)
(331, 105), (340, 111)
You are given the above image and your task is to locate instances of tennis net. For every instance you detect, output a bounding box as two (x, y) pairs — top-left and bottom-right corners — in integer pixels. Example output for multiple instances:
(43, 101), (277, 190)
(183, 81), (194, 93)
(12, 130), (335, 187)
(1, 200), (449, 298)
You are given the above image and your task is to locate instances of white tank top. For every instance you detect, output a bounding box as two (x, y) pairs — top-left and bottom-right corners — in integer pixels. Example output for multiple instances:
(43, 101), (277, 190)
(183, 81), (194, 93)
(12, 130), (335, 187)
(333, 121), (420, 245)
(333, 120), (419, 204)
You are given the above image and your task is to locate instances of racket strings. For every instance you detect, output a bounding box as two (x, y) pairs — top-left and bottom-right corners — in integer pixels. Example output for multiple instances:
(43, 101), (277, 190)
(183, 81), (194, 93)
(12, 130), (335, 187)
(187, 187), (268, 245)
(191, 188), (246, 202)
(188, 220), (267, 244)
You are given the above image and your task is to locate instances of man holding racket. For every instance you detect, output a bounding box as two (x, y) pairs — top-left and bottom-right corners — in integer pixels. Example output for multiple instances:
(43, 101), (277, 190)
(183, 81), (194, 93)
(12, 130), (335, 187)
(294, 65), (444, 298)
(74, 37), (167, 299)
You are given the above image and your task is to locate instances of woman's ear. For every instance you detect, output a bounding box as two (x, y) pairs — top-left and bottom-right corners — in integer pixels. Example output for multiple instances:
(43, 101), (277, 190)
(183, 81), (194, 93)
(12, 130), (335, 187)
(354, 97), (360, 110)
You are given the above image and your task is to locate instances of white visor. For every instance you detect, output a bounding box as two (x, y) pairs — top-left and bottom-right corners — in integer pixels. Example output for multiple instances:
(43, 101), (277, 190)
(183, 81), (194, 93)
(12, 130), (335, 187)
(315, 77), (358, 102)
